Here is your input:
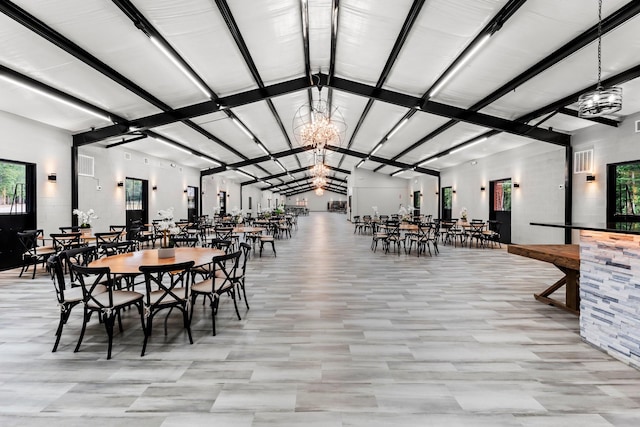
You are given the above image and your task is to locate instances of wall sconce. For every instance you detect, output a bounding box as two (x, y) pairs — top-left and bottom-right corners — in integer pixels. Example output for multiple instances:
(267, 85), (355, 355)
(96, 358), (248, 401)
(452, 190), (456, 194)
(47, 173), (57, 182)
(513, 182), (520, 188)
(152, 185), (158, 191)
(117, 181), (124, 187)
(435, 191), (439, 195)
(480, 186), (486, 191)
(586, 174), (596, 182)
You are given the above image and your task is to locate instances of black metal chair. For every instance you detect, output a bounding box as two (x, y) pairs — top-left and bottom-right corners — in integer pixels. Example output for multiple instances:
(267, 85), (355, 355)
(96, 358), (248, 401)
(17, 229), (55, 279)
(138, 261), (195, 357)
(50, 232), (84, 252)
(71, 264), (145, 360)
(191, 251), (241, 336)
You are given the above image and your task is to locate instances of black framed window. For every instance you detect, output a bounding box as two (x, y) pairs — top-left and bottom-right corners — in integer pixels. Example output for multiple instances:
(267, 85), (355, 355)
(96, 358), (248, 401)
(493, 179), (512, 212)
(607, 160), (640, 223)
(0, 160), (30, 215)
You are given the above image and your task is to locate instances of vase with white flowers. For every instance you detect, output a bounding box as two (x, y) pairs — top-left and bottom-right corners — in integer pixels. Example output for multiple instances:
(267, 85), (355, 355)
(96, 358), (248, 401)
(73, 209), (98, 235)
(156, 207), (180, 258)
(460, 207), (468, 222)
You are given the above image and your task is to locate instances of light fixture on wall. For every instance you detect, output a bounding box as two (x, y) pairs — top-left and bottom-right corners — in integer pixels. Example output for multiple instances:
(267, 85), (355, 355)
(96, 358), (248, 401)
(47, 173), (57, 182)
(117, 181), (124, 187)
(578, 0), (622, 118)
(184, 189), (188, 193)
(513, 182), (520, 188)
(152, 185), (158, 191)
(586, 174), (596, 182)
(452, 190), (456, 194)
(480, 186), (486, 191)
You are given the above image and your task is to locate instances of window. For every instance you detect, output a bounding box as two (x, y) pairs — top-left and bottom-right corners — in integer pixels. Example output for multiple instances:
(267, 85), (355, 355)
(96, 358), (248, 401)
(608, 160), (640, 222)
(0, 160), (27, 214)
(126, 178), (144, 210)
(493, 179), (512, 212)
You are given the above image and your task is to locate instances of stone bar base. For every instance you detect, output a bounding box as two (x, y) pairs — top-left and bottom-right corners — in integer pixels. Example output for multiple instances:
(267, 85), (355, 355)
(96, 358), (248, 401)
(580, 230), (640, 369)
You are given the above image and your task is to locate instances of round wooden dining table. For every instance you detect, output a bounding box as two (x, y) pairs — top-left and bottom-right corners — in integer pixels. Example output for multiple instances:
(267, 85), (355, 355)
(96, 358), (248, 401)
(233, 226), (266, 234)
(89, 247), (225, 274)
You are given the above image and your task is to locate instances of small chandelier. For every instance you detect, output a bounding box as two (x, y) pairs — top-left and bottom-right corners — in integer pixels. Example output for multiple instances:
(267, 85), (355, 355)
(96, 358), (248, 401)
(315, 187), (324, 196)
(578, 0), (622, 118)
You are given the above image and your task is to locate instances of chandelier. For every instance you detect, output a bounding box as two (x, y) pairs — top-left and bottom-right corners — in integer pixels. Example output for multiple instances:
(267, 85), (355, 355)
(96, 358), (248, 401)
(315, 188), (324, 196)
(578, 0), (622, 118)
(293, 99), (347, 155)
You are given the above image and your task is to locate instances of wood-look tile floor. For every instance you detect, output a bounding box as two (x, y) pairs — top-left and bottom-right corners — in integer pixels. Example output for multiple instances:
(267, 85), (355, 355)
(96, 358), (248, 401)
(1, 212), (640, 426)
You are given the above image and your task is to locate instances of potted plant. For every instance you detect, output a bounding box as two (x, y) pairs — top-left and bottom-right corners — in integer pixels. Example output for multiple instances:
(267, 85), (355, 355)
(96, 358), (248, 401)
(73, 208), (98, 235)
(460, 207), (468, 222)
(156, 208), (180, 258)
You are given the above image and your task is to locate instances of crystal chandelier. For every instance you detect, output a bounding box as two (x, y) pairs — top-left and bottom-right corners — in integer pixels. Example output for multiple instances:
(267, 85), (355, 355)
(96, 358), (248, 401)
(293, 99), (347, 155)
(315, 188), (324, 196)
(578, 0), (622, 118)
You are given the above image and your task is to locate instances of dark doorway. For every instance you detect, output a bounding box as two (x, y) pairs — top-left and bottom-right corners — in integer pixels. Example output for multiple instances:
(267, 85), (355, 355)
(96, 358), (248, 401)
(0, 159), (36, 270)
(413, 190), (421, 217)
(441, 187), (452, 220)
(219, 191), (227, 216)
(186, 186), (198, 222)
(125, 177), (148, 228)
(489, 178), (512, 244)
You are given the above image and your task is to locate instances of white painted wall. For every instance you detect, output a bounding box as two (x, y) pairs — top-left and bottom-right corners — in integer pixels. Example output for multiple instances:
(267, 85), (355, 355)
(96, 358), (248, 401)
(77, 145), (200, 229)
(0, 111), (71, 234)
(349, 168), (410, 219)
(439, 142), (566, 244)
(407, 175), (439, 219)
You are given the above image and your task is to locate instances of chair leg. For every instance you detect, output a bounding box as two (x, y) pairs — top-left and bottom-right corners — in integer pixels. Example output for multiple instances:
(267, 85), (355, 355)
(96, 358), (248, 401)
(210, 296), (219, 336)
(183, 305), (193, 344)
(74, 308), (90, 353)
(52, 308), (72, 352)
(104, 313), (115, 360)
(240, 280), (249, 309)
(230, 289), (241, 320)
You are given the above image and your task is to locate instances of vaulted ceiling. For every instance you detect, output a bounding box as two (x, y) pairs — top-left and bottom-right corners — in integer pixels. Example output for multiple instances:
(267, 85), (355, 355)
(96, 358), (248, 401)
(2, 0), (640, 197)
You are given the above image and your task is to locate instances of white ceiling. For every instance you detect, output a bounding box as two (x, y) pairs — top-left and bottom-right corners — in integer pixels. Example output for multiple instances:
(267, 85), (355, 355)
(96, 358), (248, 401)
(1, 0), (639, 196)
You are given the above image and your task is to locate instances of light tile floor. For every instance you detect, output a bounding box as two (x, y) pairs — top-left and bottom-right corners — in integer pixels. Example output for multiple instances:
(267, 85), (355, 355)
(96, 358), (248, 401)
(1, 212), (640, 426)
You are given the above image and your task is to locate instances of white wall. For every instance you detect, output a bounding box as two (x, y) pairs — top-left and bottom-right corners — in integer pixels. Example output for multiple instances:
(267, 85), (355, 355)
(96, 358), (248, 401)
(440, 142), (566, 244)
(77, 145), (200, 229)
(349, 168), (410, 219)
(408, 174), (439, 218)
(0, 111), (72, 234)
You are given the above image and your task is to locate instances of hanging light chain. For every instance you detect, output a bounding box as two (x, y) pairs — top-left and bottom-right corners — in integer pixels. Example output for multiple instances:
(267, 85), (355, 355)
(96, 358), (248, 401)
(596, 0), (603, 89)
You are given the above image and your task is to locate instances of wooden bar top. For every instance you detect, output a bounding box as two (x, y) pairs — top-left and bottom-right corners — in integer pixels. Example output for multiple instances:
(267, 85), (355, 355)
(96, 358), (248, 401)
(508, 244), (579, 271)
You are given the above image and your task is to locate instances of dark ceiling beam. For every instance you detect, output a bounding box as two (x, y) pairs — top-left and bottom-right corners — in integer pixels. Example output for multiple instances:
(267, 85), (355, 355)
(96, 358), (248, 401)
(320, 75), (570, 145)
(283, 185), (347, 197)
(336, 0), (425, 168)
(279, 180), (346, 194)
(382, 0), (640, 168)
(327, 0), (340, 84)
(75, 77), (309, 145)
(215, 0), (302, 169)
(270, 175), (347, 192)
(242, 164), (351, 188)
(202, 146), (314, 176)
(0, 64), (123, 124)
(558, 108), (619, 127)
(411, 63), (640, 167)
(325, 145), (439, 177)
(105, 134), (147, 149)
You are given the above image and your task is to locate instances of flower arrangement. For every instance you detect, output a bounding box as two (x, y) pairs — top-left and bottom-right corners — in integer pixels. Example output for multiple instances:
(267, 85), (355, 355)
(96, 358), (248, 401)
(398, 205), (411, 222)
(231, 207), (244, 224)
(73, 209), (98, 227)
(372, 206), (379, 218)
(460, 207), (468, 221)
(157, 207), (181, 248)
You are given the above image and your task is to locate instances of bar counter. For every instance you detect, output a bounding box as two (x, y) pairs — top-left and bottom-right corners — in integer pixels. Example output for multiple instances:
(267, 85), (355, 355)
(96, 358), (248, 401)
(532, 222), (640, 369)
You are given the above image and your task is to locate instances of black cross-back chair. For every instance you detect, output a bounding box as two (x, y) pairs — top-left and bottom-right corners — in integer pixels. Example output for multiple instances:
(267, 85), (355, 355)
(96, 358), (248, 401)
(191, 251), (241, 336)
(71, 264), (145, 360)
(17, 229), (55, 279)
(138, 261), (195, 357)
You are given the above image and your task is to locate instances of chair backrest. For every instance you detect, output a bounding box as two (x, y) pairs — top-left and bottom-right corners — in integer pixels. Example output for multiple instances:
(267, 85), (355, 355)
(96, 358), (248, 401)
(59, 246), (99, 283)
(59, 226), (81, 233)
(209, 238), (233, 253)
(211, 251), (241, 290)
(50, 232), (83, 252)
(109, 225), (127, 233)
(47, 254), (67, 304)
(237, 243), (251, 278)
(99, 240), (137, 257)
(139, 261), (194, 306)
(488, 220), (501, 234)
(215, 227), (233, 240)
(95, 231), (122, 245)
(70, 264), (114, 310)
(385, 220), (400, 236)
(17, 230), (39, 256)
(172, 236), (199, 247)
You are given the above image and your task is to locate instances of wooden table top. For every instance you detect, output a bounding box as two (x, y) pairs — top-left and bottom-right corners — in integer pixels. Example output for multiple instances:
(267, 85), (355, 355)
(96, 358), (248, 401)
(233, 226), (266, 233)
(508, 244), (579, 271)
(89, 247), (225, 274)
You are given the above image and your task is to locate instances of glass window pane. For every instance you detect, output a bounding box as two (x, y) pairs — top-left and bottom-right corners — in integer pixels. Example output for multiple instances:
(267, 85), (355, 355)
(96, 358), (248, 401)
(0, 161), (27, 215)
(493, 180), (511, 212)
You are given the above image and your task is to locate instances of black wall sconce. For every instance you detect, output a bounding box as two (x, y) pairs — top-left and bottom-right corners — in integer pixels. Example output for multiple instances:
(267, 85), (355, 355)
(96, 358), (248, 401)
(452, 190), (456, 194)
(513, 182), (520, 188)
(184, 189), (188, 193)
(152, 185), (158, 191)
(586, 174), (596, 182)
(480, 186), (485, 191)
(117, 181), (124, 187)
(435, 191), (439, 195)
(47, 173), (57, 182)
